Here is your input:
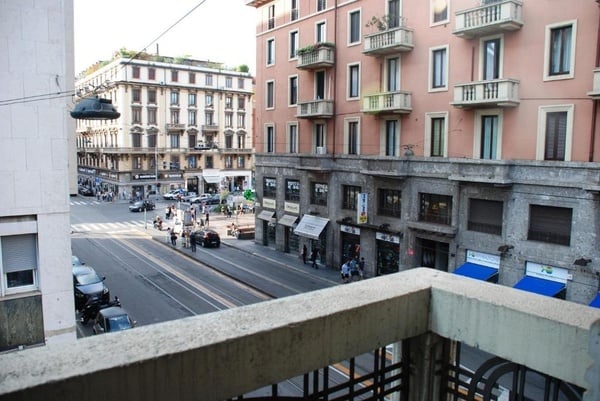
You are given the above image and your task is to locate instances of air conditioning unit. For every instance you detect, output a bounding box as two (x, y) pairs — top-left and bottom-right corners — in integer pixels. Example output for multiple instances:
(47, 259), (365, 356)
(316, 146), (326, 154)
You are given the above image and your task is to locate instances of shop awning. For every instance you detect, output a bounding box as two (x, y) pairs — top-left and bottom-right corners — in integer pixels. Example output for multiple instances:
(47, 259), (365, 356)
(202, 169), (220, 184)
(294, 215), (329, 240)
(453, 263), (498, 282)
(257, 210), (275, 221)
(513, 276), (566, 298)
(278, 214), (298, 227)
(589, 293), (600, 308)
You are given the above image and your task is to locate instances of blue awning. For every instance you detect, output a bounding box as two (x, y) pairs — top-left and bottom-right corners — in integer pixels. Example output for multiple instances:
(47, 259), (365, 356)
(589, 293), (600, 308)
(453, 263), (498, 282)
(513, 276), (566, 298)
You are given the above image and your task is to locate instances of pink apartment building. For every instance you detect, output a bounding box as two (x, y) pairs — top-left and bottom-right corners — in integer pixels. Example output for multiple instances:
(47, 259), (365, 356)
(246, 0), (600, 307)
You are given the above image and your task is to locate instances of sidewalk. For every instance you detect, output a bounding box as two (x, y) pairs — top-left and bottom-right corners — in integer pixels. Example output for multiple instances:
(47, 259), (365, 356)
(150, 208), (342, 287)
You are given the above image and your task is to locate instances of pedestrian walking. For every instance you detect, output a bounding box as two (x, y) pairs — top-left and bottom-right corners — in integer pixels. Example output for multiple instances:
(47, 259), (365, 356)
(340, 261), (350, 283)
(302, 245), (307, 264)
(205, 212), (210, 226)
(190, 231), (197, 252)
(358, 257), (365, 280)
(310, 248), (319, 269)
(170, 229), (177, 246)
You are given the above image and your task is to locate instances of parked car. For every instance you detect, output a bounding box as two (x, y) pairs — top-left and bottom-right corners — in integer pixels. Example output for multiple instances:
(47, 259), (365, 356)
(181, 191), (198, 202)
(162, 189), (184, 200)
(129, 200), (155, 212)
(191, 229), (221, 248)
(203, 194), (225, 205)
(78, 185), (94, 196)
(189, 193), (211, 204)
(72, 266), (110, 311)
(92, 306), (136, 334)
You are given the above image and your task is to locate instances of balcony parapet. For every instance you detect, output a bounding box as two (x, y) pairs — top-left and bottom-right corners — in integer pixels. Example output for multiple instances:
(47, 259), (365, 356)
(451, 78), (520, 109)
(363, 26), (414, 55)
(361, 90), (412, 114)
(201, 124), (219, 132)
(297, 99), (334, 119)
(297, 44), (335, 69)
(0, 268), (597, 401)
(588, 68), (600, 99)
(165, 123), (185, 131)
(453, 0), (524, 39)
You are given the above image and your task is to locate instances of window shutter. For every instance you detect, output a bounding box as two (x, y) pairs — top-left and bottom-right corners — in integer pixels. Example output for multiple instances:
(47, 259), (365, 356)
(2, 234), (37, 273)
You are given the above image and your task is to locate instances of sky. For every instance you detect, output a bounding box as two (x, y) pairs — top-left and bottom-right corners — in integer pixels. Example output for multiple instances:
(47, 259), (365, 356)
(74, 0), (257, 74)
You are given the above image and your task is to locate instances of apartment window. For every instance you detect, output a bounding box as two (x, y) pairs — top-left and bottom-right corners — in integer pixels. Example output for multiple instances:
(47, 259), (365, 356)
(238, 133), (246, 148)
(316, 21), (326, 43)
(430, 117), (445, 157)
(171, 70), (178, 82)
(528, 205), (572, 246)
(387, 57), (399, 91)
(290, 30), (299, 58)
(468, 199), (503, 235)
(188, 93), (196, 107)
(385, 120), (398, 156)
(169, 156), (180, 170)
(347, 120), (359, 155)
(238, 78), (245, 89)
(189, 72), (196, 84)
(311, 182), (328, 206)
(545, 111), (567, 161)
(170, 134), (180, 149)
(431, 0), (448, 24)
(317, 0), (326, 12)
(291, 0), (298, 21)
(188, 155), (197, 169)
(225, 96), (233, 109)
(548, 23), (574, 77)
(132, 88), (141, 103)
(266, 125), (275, 152)
(431, 47), (447, 90)
(267, 39), (275, 65)
(131, 107), (142, 124)
(315, 70), (326, 99)
(237, 113), (246, 128)
(206, 94), (213, 107)
(348, 64), (360, 99)
(205, 74), (213, 86)
(188, 133), (196, 148)
(419, 193), (452, 225)
(349, 10), (361, 44)
(263, 177), (277, 198)
(266, 81), (275, 108)
(225, 133), (233, 149)
(378, 189), (401, 218)
(148, 68), (156, 80)
(147, 89), (157, 104)
(342, 185), (361, 210)
(224, 155), (233, 169)
(188, 110), (197, 126)
(287, 123), (298, 153)
(205, 155), (213, 169)
(483, 38), (501, 80)
(170, 110), (179, 124)
(238, 96), (246, 110)
(147, 108), (157, 125)
(285, 179), (300, 201)
(132, 156), (142, 169)
(481, 115), (499, 160)
(237, 156), (246, 169)
(132, 66), (140, 79)
(388, 0), (401, 28)
(148, 133), (157, 148)
(315, 123), (325, 149)
(225, 112), (233, 128)
(226, 76), (232, 88)
(268, 4), (275, 29)
(170, 91), (179, 105)
(205, 111), (214, 125)
(289, 76), (298, 105)
(1, 233), (38, 293)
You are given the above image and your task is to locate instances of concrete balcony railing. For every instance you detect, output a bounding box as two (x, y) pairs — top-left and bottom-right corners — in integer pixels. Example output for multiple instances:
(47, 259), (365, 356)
(588, 68), (600, 99)
(361, 90), (412, 114)
(297, 44), (335, 69)
(451, 78), (520, 109)
(165, 123), (186, 131)
(1, 268), (598, 401)
(201, 124), (219, 132)
(454, 0), (524, 39)
(296, 99), (334, 119)
(363, 25), (414, 56)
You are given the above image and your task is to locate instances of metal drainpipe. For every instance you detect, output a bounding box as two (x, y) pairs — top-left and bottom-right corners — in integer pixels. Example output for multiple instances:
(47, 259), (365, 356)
(331, 0), (337, 161)
(590, 9), (600, 162)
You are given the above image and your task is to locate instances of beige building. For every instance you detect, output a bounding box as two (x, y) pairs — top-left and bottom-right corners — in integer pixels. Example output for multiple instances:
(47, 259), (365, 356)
(247, 0), (600, 306)
(74, 53), (255, 200)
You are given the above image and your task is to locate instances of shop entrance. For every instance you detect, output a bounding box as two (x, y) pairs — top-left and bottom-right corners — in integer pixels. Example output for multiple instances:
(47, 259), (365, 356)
(418, 238), (449, 271)
(376, 236), (400, 276)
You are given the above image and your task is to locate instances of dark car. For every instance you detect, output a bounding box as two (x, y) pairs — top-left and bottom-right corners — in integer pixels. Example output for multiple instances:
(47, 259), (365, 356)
(92, 306), (136, 334)
(78, 185), (94, 196)
(129, 200), (155, 212)
(191, 229), (221, 248)
(203, 195), (225, 205)
(72, 266), (110, 311)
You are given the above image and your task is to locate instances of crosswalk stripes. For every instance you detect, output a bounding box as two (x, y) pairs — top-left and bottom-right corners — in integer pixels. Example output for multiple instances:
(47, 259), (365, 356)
(71, 220), (149, 233)
(70, 200), (101, 206)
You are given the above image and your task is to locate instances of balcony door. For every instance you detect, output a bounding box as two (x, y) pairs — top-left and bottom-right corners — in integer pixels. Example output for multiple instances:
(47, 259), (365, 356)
(315, 70), (326, 99)
(386, 57), (399, 92)
(483, 38), (501, 80)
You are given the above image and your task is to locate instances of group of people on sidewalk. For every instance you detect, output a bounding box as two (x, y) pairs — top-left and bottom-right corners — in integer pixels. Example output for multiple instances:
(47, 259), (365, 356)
(340, 257), (364, 283)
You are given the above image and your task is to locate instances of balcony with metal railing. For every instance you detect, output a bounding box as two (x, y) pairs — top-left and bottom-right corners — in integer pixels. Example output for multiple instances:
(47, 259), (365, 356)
(451, 78), (520, 109)
(453, 0), (524, 39)
(1, 268), (598, 401)
(363, 25), (414, 56)
(296, 99), (334, 119)
(296, 44), (335, 69)
(361, 90), (412, 115)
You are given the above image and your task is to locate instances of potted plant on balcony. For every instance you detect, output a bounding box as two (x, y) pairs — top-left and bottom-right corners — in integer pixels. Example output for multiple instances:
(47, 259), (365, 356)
(297, 42), (335, 56)
(365, 15), (402, 32)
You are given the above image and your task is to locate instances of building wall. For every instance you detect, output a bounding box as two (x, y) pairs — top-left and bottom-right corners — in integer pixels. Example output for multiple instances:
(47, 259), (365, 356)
(0, 0), (77, 348)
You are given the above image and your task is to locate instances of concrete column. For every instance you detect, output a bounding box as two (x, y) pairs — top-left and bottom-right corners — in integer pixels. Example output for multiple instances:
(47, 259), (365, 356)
(407, 332), (451, 401)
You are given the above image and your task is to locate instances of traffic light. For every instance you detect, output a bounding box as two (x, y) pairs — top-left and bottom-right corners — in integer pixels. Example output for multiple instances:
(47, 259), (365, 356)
(162, 161), (167, 169)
